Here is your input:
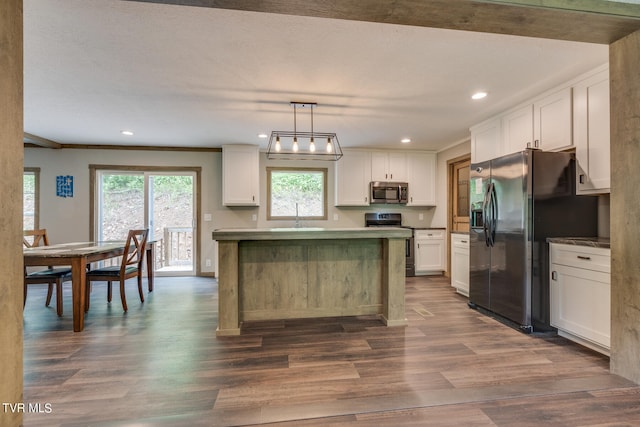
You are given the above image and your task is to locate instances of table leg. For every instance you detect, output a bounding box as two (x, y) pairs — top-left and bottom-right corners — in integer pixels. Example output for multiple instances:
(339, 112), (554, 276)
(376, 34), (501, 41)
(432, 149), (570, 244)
(146, 243), (154, 292)
(71, 256), (87, 332)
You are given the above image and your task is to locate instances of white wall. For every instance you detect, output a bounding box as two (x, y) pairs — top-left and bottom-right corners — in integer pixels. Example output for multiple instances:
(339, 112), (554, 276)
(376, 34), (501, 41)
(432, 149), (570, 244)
(25, 146), (449, 276)
(24, 147), (219, 274)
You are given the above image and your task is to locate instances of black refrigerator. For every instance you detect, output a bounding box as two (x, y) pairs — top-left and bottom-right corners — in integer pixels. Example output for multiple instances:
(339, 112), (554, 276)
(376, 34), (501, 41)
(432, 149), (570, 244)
(468, 149), (598, 333)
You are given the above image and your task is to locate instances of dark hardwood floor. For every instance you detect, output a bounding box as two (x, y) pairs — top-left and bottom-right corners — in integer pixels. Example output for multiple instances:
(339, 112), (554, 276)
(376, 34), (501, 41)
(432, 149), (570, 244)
(23, 275), (640, 426)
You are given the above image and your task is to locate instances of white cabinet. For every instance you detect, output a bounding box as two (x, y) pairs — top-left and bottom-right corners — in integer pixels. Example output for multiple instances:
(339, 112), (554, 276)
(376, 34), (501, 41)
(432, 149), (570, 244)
(471, 70), (587, 164)
(222, 145), (260, 206)
(502, 104), (534, 155)
(501, 87), (573, 156)
(450, 233), (469, 296)
(335, 150), (371, 206)
(406, 152), (436, 206)
(550, 243), (610, 355)
(534, 87), (573, 151)
(415, 229), (445, 274)
(574, 67), (610, 194)
(371, 151), (407, 182)
(470, 118), (501, 164)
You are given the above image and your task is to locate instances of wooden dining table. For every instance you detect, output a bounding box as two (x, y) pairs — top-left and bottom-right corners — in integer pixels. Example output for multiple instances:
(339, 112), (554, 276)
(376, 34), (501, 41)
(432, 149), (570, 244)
(23, 241), (155, 332)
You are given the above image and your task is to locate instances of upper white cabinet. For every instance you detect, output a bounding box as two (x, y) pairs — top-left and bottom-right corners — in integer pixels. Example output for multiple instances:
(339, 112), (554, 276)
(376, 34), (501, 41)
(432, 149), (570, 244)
(502, 105), (534, 155)
(222, 145), (260, 206)
(573, 67), (610, 194)
(499, 88), (573, 156)
(371, 151), (408, 182)
(533, 87), (573, 151)
(470, 118), (501, 164)
(406, 152), (436, 206)
(335, 150), (371, 206)
(471, 67), (611, 168)
(336, 149), (436, 207)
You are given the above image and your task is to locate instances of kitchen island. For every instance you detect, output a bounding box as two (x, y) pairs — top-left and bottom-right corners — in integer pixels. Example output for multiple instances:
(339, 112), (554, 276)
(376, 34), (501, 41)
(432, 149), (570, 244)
(212, 227), (411, 336)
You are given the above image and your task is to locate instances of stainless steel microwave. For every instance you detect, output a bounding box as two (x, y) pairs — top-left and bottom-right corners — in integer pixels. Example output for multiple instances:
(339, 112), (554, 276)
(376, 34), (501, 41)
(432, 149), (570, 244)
(370, 182), (409, 204)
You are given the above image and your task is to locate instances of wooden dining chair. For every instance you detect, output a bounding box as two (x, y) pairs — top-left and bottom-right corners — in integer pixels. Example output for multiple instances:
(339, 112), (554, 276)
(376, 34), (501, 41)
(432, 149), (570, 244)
(23, 229), (72, 316)
(85, 229), (149, 312)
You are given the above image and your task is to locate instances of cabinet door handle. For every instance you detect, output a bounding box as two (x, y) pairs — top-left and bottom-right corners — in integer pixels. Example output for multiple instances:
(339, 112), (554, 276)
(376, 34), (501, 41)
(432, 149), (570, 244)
(579, 174), (585, 184)
(461, 240), (468, 244)
(551, 271), (558, 281)
(577, 255), (591, 260)
(534, 139), (539, 148)
(252, 195), (255, 202)
(365, 196), (368, 203)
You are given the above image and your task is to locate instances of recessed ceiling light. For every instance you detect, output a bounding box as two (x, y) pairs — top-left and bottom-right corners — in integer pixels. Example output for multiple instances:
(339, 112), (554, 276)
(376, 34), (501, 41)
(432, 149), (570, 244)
(121, 130), (134, 136)
(257, 133), (268, 139)
(471, 92), (488, 100)
(401, 138), (411, 144)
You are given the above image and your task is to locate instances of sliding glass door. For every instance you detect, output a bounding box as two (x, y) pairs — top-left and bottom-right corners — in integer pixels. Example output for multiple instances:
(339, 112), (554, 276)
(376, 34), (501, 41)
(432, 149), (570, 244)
(96, 170), (196, 276)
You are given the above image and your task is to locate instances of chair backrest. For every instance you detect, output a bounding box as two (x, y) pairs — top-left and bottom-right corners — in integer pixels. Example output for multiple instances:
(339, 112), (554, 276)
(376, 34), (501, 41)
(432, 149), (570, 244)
(120, 229), (149, 273)
(23, 229), (50, 248)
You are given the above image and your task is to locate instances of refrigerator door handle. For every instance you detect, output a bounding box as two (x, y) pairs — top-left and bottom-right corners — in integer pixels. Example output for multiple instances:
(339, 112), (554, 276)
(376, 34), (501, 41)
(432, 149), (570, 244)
(482, 183), (491, 247)
(489, 183), (498, 247)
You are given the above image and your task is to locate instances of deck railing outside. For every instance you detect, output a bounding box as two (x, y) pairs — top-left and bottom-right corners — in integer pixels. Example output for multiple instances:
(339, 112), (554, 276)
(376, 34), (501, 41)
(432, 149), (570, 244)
(102, 226), (193, 272)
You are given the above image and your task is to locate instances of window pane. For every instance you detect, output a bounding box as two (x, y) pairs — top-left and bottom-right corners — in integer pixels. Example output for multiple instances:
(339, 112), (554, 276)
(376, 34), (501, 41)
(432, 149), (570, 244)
(99, 173), (145, 241)
(23, 172), (36, 230)
(456, 166), (470, 217)
(270, 170), (325, 218)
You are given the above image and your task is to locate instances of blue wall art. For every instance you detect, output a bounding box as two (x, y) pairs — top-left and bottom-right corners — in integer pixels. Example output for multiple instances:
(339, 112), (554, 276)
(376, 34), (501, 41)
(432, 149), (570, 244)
(56, 175), (74, 198)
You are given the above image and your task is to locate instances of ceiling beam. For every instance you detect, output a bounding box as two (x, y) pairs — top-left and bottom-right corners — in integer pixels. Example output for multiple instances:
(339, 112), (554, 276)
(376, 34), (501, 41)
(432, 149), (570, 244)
(23, 132), (62, 149)
(125, 0), (640, 44)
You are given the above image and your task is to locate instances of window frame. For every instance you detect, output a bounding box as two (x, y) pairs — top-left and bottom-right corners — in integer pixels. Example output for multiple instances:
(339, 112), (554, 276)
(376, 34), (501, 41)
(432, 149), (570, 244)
(23, 167), (40, 231)
(266, 167), (328, 221)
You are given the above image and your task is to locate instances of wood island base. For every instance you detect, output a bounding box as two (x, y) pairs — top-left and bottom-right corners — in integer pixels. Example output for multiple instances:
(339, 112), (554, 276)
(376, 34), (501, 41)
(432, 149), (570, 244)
(212, 228), (411, 336)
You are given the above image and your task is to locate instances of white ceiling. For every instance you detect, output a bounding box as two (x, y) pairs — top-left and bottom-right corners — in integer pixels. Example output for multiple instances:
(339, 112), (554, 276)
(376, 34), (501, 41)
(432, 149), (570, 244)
(23, 0), (609, 151)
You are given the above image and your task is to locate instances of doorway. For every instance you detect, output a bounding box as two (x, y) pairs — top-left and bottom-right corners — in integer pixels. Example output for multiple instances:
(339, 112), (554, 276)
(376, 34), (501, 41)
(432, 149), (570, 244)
(447, 155), (471, 276)
(450, 157), (471, 233)
(91, 166), (199, 276)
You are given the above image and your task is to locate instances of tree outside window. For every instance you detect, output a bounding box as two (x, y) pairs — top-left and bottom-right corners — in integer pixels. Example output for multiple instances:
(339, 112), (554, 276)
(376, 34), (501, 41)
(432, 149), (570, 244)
(23, 168), (40, 230)
(267, 168), (327, 220)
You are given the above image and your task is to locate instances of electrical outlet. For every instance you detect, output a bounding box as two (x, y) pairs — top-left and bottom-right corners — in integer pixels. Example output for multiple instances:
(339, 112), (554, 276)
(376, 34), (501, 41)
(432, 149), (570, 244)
(252, 214), (257, 221)
(333, 213), (339, 221)
(419, 213), (424, 221)
(204, 213), (212, 222)
(205, 259), (212, 267)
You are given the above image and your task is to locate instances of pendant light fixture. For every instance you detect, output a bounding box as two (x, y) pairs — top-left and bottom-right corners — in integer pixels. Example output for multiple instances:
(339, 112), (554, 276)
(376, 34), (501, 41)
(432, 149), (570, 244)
(267, 102), (343, 161)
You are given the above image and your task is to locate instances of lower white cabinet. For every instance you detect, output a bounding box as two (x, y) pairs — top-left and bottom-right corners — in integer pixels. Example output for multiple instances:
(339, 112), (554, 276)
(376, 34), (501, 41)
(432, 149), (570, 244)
(450, 233), (469, 296)
(415, 229), (445, 275)
(549, 243), (610, 355)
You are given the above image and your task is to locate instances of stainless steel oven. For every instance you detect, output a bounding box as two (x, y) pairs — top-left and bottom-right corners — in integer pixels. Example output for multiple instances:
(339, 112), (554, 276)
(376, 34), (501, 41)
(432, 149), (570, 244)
(365, 213), (415, 277)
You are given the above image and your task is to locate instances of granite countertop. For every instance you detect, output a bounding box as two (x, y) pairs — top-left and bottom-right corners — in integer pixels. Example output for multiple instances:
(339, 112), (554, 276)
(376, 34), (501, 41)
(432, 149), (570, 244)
(547, 237), (610, 249)
(213, 227), (412, 241)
